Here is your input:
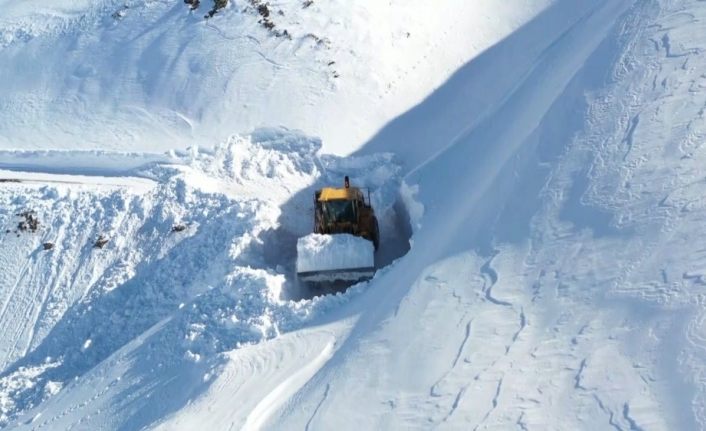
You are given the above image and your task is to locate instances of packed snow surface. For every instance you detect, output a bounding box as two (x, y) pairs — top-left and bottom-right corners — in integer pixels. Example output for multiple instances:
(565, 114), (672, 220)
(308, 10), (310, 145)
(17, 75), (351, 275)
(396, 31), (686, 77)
(2, 0), (706, 430)
(296, 233), (375, 279)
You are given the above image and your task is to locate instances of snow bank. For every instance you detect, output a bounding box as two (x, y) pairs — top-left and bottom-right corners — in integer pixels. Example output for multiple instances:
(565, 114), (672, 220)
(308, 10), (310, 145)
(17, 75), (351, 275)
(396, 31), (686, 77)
(296, 234), (375, 276)
(0, 149), (177, 175)
(0, 128), (405, 428)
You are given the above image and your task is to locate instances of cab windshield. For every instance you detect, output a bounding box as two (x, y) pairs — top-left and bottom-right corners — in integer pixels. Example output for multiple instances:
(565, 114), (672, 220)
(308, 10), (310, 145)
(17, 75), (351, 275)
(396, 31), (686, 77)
(323, 199), (356, 223)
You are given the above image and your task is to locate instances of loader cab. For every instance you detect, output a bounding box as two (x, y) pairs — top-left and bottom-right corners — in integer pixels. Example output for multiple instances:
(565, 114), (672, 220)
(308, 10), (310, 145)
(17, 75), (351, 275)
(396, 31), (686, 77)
(312, 177), (379, 250)
(315, 186), (363, 228)
(322, 199), (357, 224)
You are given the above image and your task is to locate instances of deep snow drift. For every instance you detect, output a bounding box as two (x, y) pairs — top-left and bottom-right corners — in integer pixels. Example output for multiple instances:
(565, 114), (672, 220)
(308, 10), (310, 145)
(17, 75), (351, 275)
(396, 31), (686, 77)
(2, 0), (706, 430)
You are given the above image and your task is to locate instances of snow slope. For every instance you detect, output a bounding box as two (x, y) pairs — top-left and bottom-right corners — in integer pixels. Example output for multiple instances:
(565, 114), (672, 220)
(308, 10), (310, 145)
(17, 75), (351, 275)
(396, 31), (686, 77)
(0, 0), (550, 154)
(277, 1), (706, 429)
(2, 0), (706, 430)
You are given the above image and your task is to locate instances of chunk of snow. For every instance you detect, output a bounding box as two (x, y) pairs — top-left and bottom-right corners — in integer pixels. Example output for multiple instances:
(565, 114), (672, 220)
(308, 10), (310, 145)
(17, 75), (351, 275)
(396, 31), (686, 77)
(184, 351), (201, 363)
(43, 381), (62, 397)
(296, 234), (374, 275)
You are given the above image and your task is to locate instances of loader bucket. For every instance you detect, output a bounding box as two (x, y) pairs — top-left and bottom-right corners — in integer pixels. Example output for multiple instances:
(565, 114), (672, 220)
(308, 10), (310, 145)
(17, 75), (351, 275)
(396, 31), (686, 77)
(296, 233), (375, 283)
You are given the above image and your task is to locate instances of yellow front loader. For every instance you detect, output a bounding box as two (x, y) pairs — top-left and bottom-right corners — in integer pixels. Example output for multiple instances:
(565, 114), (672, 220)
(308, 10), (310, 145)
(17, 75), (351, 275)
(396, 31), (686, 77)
(296, 176), (379, 283)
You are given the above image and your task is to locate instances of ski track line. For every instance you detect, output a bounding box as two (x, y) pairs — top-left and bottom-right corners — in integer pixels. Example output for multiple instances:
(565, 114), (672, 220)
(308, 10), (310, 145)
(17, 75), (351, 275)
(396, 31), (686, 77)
(25, 221), (72, 355)
(24, 263), (56, 357)
(429, 318), (473, 398)
(21, 219), (67, 356)
(506, 308), (526, 355)
(0, 251), (31, 325)
(0, 247), (35, 367)
(12, 260), (48, 360)
(304, 383), (330, 431)
(472, 377), (504, 431)
(623, 402), (645, 431)
(452, 320), (473, 369)
(242, 341), (335, 431)
(441, 384), (469, 424)
(593, 394), (622, 431)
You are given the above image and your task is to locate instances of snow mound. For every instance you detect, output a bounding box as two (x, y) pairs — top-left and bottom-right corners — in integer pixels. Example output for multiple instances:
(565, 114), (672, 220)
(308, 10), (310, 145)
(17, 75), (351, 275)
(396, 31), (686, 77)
(296, 233), (375, 278)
